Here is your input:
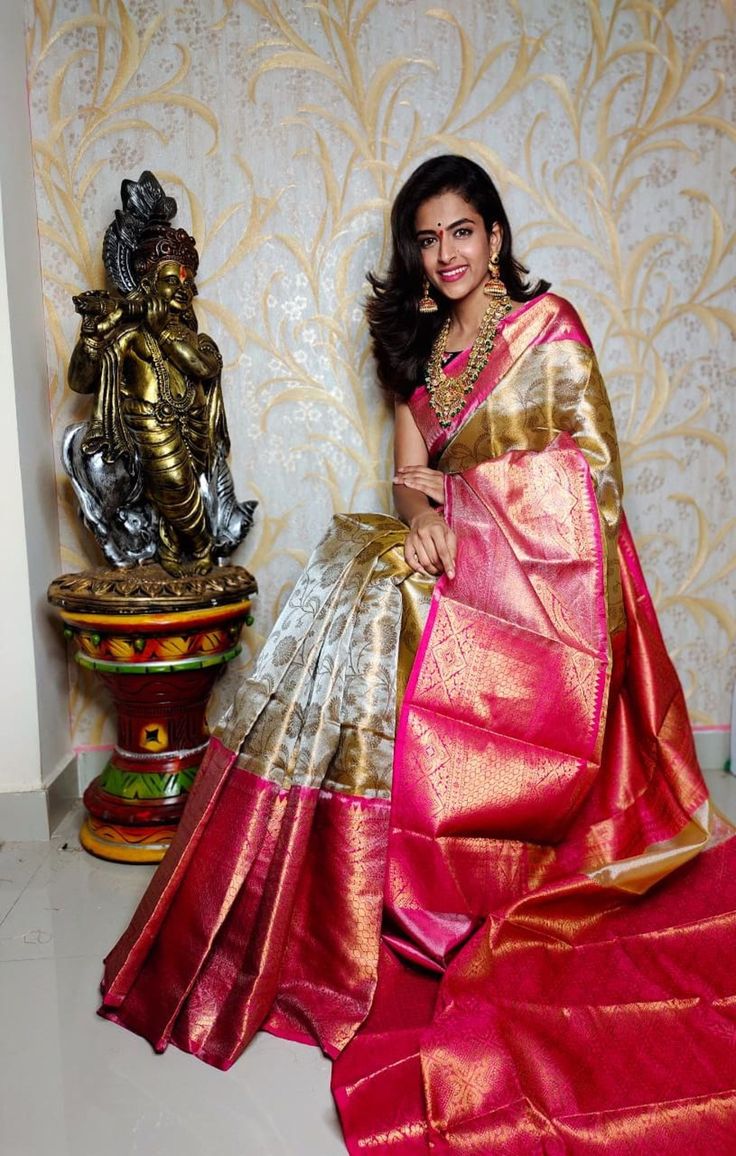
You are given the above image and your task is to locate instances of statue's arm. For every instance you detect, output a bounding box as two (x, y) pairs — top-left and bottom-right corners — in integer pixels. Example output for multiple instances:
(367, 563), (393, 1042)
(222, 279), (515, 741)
(68, 331), (115, 394)
(155, 327), (223, 380)
(68, 297), (125, 394)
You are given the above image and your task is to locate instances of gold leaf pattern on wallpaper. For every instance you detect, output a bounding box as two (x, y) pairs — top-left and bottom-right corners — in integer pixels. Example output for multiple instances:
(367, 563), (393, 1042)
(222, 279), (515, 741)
(26, 0), (734, 741)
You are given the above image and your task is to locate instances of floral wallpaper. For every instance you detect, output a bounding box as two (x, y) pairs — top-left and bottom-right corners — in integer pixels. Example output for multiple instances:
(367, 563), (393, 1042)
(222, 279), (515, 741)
(25, 0), (735, 744)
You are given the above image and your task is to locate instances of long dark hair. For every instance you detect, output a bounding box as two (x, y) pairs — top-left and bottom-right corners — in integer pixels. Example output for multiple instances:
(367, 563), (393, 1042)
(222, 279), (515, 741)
(366, 155), (550, 398)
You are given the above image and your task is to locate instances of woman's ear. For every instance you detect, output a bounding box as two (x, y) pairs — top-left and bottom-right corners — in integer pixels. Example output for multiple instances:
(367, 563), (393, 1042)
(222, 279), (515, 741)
(489, 221), (503, 257)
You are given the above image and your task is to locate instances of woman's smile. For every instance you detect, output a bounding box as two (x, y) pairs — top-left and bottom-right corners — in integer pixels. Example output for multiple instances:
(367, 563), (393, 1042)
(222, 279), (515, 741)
(438, 264), (469, 282)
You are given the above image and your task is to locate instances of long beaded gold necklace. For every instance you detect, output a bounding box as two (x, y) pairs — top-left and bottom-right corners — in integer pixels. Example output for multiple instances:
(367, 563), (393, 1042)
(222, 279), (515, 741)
(425, 293), (512, 428)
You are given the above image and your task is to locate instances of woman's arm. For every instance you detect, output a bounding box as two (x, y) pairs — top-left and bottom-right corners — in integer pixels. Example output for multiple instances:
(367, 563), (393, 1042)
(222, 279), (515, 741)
(393, 399), (456, 579)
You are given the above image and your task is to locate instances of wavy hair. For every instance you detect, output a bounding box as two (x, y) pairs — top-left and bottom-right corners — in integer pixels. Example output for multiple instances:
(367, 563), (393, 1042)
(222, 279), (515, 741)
(366, 155), (550, 398)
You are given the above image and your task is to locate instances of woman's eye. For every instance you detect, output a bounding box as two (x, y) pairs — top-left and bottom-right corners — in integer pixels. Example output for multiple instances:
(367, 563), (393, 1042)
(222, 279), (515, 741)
(418, 237), (435, 249)
(454, 228), (471, 238)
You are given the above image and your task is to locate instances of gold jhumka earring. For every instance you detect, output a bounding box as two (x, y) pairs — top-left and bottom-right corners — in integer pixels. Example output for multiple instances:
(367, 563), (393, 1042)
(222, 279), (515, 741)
(418, 277), (438, 314)
(483, 253), (506, 299)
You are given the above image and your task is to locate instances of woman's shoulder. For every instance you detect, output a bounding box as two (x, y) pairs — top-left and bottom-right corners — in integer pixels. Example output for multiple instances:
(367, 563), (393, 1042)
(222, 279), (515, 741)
(520, 292), (593, 350)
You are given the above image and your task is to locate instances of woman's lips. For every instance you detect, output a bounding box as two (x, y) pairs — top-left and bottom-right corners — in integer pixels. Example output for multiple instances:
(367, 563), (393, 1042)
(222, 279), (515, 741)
(438, 265), (468, 282)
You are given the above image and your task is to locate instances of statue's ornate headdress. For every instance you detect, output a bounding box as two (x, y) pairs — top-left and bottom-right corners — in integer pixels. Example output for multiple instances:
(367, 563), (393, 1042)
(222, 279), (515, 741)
(102, 171), (199, 293)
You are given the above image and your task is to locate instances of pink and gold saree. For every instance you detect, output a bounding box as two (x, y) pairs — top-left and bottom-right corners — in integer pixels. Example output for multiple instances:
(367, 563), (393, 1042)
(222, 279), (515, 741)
(100, 294), (736, 1152)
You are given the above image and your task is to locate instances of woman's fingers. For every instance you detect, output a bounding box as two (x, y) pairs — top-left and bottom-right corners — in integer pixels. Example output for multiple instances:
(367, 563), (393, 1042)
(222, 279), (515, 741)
(405, 527), (438, 574)
(394, 466), (445, 505)
(406, 532), (438, 574)
(411, 543), (439, 575)
(405, 514), (456, 579)
(407, 478), (444, 503)
(434, 525), (457, 579)
(395, 470), (444, 499)
(416, 530), (440, 572)
(421, 521), (455, 580)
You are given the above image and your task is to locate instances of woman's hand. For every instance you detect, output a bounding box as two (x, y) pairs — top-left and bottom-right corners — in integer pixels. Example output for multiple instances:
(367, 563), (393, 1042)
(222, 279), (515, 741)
(393, 465), (445, 506)
(405, 510), (457, 580)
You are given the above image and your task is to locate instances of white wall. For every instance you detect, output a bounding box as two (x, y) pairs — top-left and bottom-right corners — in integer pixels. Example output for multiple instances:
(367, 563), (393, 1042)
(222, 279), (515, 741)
(0, 188), (42, 793)
(0, 0), (72, 836)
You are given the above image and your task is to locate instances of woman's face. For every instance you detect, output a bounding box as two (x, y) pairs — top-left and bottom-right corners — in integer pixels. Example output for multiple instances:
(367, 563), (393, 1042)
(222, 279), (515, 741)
(414, 191), (500, 309)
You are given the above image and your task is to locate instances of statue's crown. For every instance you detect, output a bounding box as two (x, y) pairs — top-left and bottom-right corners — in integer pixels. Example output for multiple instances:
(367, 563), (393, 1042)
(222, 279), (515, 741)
(132, 225), (199, 281)
(103, 171), (199, 293)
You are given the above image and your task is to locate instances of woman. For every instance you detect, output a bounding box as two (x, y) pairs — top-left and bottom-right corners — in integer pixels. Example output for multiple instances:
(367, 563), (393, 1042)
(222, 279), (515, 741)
(100, 156), (736, 1153)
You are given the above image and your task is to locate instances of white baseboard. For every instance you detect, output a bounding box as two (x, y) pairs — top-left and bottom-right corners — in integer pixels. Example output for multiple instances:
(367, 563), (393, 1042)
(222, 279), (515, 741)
(0, 749), (115, 841)
(0, 754), (76, 841)
(694, 729), (731, 773)
(0, 788), (53, 841)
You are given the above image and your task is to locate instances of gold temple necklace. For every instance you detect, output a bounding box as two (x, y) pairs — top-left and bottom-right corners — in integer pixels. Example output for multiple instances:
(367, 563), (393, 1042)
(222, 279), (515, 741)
(425, 295), (512, 427)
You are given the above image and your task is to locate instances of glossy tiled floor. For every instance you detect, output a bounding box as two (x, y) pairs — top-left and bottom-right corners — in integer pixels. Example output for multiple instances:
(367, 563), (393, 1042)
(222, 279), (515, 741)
(0, 806), (345, 1156)
(2, 770), (736, 1156)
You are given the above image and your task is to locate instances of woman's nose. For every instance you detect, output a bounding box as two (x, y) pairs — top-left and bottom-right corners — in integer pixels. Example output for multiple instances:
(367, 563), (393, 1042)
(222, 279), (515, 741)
(437, 232), (453, 263)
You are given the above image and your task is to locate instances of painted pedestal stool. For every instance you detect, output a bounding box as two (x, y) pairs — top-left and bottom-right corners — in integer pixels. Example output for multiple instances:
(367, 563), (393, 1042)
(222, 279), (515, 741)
(48, 563), (256, 863)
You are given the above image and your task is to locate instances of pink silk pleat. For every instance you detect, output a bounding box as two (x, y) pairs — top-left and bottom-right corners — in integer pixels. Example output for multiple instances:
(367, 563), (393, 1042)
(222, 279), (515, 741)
(101, 740), (391, 1066)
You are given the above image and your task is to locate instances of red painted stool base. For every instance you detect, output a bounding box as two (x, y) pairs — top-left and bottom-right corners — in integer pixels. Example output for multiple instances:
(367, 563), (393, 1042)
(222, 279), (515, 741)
(48, 563), (256, 864)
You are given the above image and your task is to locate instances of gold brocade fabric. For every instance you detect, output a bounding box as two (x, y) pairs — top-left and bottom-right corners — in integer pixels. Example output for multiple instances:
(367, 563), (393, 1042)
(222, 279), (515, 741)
(216, 513), (432, 799)
(396, 570), (435, 713)
(401, 291), (722, 903)
(439, 339), (625, 633)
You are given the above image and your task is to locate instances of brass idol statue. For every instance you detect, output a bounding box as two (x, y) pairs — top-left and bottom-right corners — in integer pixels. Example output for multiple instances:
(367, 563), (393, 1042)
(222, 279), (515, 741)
(64, 171), (255, 575)
(49, 172), (257, 863)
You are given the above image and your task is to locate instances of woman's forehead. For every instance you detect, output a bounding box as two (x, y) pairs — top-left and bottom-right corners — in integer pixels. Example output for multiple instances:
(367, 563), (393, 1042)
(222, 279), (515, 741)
(414, 190), (478, 230)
